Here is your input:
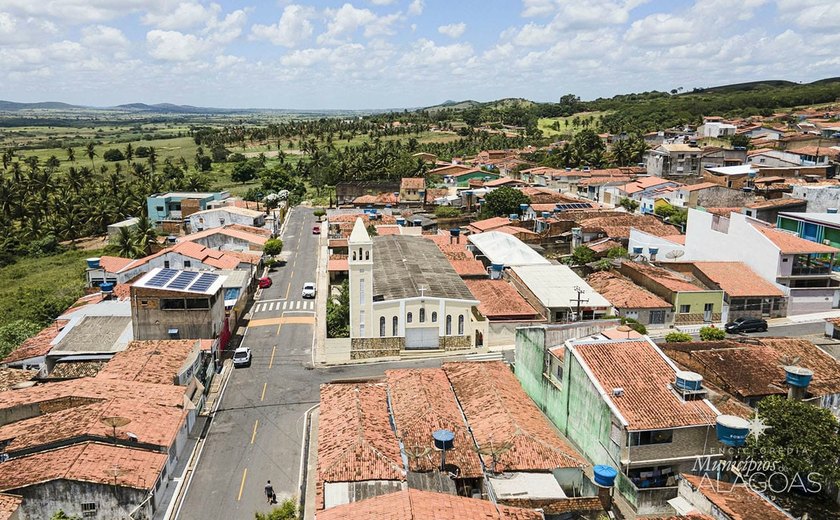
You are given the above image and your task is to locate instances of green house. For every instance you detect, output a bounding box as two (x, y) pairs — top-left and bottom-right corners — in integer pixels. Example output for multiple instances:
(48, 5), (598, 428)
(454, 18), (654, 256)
(777, 211), (840, 250)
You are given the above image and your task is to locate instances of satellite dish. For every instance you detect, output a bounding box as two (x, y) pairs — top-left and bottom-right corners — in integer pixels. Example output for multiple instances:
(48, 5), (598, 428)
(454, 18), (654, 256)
(100, 416), (131, 444)
(665, 249), (685, 259)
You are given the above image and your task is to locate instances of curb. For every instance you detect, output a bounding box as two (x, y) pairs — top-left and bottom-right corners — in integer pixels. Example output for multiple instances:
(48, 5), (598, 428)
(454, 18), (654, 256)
(298, 404), (319, 518)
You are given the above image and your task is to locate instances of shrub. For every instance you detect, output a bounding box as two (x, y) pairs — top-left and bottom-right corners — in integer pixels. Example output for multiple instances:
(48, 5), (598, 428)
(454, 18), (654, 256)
(313, 209), (326, 219)
(620, 317), (647, 335)
(664, 331), (692, 343)
(698, 326), (726, 341)
(263, 238), (283, 257)
(435, 206), (461, 218)
(102, 148), (125, 162)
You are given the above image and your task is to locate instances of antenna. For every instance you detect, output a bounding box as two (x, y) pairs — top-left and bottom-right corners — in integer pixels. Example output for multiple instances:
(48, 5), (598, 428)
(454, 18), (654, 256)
(665, 249), (685, 260)
(100, 416), (131, 445)
(616, 325), (634, 339)
(474, 435), (514, 474)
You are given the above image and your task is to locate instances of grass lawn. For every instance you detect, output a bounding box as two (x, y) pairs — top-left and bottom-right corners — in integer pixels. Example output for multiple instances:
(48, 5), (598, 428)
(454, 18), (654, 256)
(0, 248), (100, 328)
(538, 111), (611, 137)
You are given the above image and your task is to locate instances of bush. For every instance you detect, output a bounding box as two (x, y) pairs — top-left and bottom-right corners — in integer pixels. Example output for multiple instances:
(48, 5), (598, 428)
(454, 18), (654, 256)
(620, 317), (647, 335)
(664, 331), (692, 343)
(0, 319), (42, 360)
(103, 148), (125, 162)
(263, 238), (283, 257)
(228, 152), (247, 163)
(435, 206), (461, 218)
(134, 146), (151, 158)
(254, 498), (298, 520)
(698, 326), (726, 341)
(313, 209), (326, 220)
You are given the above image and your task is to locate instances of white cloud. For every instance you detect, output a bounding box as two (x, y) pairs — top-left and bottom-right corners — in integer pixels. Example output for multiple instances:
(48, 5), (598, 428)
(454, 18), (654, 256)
(318, 3), (402, 43)
(399, 38), (473, 67)
(146, 29), (211, 61)
(624, 13), (693, 46)
(777, 0), (840, 30)
(369, 0), (395, 4)
(142, 2), (218, 30)
(0, 12), (58, 44)
(438, 22), (466, 38)
(214, 54), (245, 69)
(520, 0), (557, 17)
(408, 0), (424, 16)
(250, 4), (315, 47)
(81, 25), (129, 48)
(0, 0), (178, 23)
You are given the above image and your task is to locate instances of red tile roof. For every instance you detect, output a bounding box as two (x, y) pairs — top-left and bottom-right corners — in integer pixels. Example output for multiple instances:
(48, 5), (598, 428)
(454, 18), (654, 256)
(353, 193), (399, 205)
(328, 255), (349, 273)
(586, 239), (622, 253)
(622, 262), (706, 292)
(752, 224), (839, 254)
(227, 223), (272, 237)
(587, 271), (671, 309)
(317, 489), (542, 520)
(679, 182), (720, 192)
(386, 369), (483, 478)
(0, 442), (167, 492)
(424, 233), (487, 277)
(493, 225), (538, 237)
(661, 234), (686, 245)
(375, 225), (402, 236)
(746, 198), (807, 210)
(577, 214), (678, 239)
(466, 216), (513, 233)
(96, 339), (199, 385)
(571, 339), (718, 430)
(0, 368), (37, 392)
(317, 383), (405, 485)
(400, 177), (425, 190)
(98, 255), (134, 272)
(183, 225), (269, 246)
(0, 494), (21, 520)
(691, 262), (784, 297)
(620, 177), (675, 195)
(681, 475), (791, 520)
(465, 280), (540, 320)
(484, 177), (528, 188)
(443, 362), (586, 472)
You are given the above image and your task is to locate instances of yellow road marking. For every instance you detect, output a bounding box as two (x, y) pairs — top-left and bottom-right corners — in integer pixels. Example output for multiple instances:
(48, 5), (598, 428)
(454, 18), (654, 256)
(290, 270), (294, 279)
(260, 382), (267, 401)
(248, 316), (316, 327)
(237, 468), (247, 501)
(268, 346), (276, 369)
(285, 283), (290, 299)
(251, 420), (259, 444)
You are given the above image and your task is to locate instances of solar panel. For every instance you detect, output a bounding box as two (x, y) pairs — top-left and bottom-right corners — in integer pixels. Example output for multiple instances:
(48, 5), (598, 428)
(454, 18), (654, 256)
(168, 271), (199, 290)
(189, 273), (219, 292)
(146, 268), (179, 287)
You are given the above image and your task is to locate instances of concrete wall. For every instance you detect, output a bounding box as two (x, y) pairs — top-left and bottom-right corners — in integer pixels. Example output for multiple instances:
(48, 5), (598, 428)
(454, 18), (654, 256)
(131, 287), (226, 341)
(789, 185), (840, 213)
(12, 480), (153, 520)
(350, 337), (403, 359)
(188, 209), (264, 233)
(323, 338), (352, 364)
(673, 291), (724, 325)
(189, 234), (263, 252)
(788, 287), (836, 315)
(629, 228), (684, 263)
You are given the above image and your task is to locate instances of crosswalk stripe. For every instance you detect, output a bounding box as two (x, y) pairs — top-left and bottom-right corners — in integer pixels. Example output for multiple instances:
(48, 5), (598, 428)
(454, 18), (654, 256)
(269, 302), (276, 311)
(296, 301), (301, 310)
(307, 301), (313, 310)
(282, 301), (289, 310)
(256, 303), (264, 313)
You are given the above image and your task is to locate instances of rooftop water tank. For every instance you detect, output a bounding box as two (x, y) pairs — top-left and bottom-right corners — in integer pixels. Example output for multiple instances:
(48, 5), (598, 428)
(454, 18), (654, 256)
(675, 371), (703, 391)
(412, 218), (422, 226)
(99, 282), (114, 294)
(593, 465), (618, 487)
(828, 208), (838, 214)
(519, 203), (529, 211)
(509, 214), (519, 220)
(541, 212), (551, 218)
(489, 263), (504, 280)
(784, 366), (814, 388)
(396, 218), (406, 226)
(385, 204), (392, 209)
(86, 257), (101, 269)
(432, 429), (455, 451)
(716, 415), (751, 447)
(449, 228), (460, 237)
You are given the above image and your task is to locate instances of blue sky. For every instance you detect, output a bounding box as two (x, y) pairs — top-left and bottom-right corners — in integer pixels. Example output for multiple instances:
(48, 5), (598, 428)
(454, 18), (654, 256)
(0, 0), (838, 109)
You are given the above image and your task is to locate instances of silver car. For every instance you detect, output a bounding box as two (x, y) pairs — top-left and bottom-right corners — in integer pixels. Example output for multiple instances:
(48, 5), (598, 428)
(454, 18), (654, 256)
(301, 282), (316, 299)
(233, 347), (251, 367)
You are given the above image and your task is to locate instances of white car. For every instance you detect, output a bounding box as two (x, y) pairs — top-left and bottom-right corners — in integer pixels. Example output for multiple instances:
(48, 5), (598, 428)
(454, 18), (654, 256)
(232, 347), (251, 367)
(302, 282), (317, 299)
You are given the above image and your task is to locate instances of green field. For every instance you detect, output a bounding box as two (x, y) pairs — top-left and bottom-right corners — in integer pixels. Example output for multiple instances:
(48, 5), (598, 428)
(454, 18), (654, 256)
(538, 111), (611, 137)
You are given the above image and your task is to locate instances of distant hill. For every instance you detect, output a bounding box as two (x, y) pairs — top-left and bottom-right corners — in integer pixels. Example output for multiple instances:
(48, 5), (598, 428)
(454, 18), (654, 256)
(424, 97), (535, 113)
(114, 102), (239, 114)
(0, 100), (84, 111)
(687, 80), (799, 95)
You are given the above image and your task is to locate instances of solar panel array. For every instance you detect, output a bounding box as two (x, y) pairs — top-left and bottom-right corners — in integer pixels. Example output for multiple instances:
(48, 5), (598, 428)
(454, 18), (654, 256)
(190, 273), (219, 292)
(554, 203), (593, 211)
(169, 271), (199, 290)
(146, 268), (179, 288)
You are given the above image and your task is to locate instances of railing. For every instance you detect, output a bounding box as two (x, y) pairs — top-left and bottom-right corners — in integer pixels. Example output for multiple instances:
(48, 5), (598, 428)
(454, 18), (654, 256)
(791, 265), (831, 276)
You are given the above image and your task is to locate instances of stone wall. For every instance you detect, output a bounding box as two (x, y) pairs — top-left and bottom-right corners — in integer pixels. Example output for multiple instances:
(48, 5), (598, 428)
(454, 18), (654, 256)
(674, 312), (721, 325)
(440, 335), (471, 351)
(350, 337), (403, 359)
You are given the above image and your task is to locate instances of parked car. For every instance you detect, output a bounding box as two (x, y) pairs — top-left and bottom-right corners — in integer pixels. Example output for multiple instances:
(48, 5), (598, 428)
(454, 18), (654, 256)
(233, 347), (252, 367)
(258, 277), (272, 289)
(312, 225), (321, 235)
(724, 317), (768, 334)
(302, 282), (316, 299)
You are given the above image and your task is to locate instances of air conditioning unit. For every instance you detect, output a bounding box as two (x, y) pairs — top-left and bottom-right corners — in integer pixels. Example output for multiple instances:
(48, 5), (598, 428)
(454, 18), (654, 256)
(824, 239), (832, 245)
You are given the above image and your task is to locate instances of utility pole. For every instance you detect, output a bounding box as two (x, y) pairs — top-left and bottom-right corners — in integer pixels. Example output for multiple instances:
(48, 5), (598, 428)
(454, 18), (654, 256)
(569, 285), (588, 322)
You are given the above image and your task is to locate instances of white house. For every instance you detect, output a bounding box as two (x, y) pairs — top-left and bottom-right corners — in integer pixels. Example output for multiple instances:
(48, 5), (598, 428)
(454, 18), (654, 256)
(684, 209), (839, 315)
(508, 264), (611, 322)
(628, 228), (686, 262)
(348, 218), (480, 352)
(697, 122), (737, 138)
(188, 206), (266, 232)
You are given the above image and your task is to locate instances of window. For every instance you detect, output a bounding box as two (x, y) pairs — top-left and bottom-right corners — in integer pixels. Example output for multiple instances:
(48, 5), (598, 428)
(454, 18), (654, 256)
(161, 298), (186, 310)
(458, 315), (464, 335)
(392, 316), (398, 336)
(184, 260), (192, 268)
(445, 315), (452, 335)
(359, 311), (365, 337)
(156, 205), (164, 212)
(81, 503), (97, 517)
(379, 316), (386, 337)
(186, 298), (210, 309)
(352, 251), (357, 260)
(431, 311), (437, 323)
(629, 430), (673, 446)
(704, 303), (714, 312)
(419, 308), (426, 322)
(679, 304), (691, 313)
(359, 278), (365, 303)
(365, 250), (369, 260)
(407, 312), (413, 323)
(164, 261), (170, 269)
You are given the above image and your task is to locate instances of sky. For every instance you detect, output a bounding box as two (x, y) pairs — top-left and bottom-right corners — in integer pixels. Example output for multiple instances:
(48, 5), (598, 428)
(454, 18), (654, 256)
(0, 0), (838, 109)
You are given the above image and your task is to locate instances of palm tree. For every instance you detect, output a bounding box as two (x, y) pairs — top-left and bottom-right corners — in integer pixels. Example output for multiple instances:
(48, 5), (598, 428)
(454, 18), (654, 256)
(66, 147), (75, 164)
(86, 142), (97, 168)
(134, 216), (158, 256)
(108, 226), (141, 258)
(124, 143), (133, 165)
(147, 147), (157, 173)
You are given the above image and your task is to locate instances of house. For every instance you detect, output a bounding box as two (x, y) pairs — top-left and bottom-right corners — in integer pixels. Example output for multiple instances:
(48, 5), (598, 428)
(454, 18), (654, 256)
(424, 233), (488, 278)
(465, 279), (541, 321)
(699, 147), (748, 170)
(146, 191), (229, 223)
(675, 475), (794, 519)
(467, 232), (550, 268)
(776, 211), (840, 249)
(586, 271), (672, 327)
(666, 182), (752, 209)
(679, 261), (787, 319)
(427, 164), (477, 178)
(662, 337), (840, 412)
(604, 177), (681, 206)
(788, 184), (840, 213)
(399, 177), (425, 203)
(130, 268), (229, 347)
(180, 225), (269, 252)
(448, 169), (500, 187)
(684, 209), (839, 315)
(514, 330), (722, 517)
(347, 219), (480, 357)
(701, 164), (758, 189)
(464, 216), (519, 235)
(628, 228), (686, 263)
(618, 261), (724, 326)
(411, 152), (437, 164)
(335, 181), (400, 205)
(317, 489), (543, 520)
(483, 177), (529, 188)
(574, 213), (680, 243)
(697, 121), (737, 138)
(645, 143), (703, 177)
(508, 265), (611, 323)
(743, 198), (808, 224)
(187, 206), (266, 233)
(0, 494), (21, 520)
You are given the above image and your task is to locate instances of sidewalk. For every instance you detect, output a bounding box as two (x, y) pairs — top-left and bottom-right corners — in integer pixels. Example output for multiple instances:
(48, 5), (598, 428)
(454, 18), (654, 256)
(768, 309), (840, 326)
(302, 407), (319, 520)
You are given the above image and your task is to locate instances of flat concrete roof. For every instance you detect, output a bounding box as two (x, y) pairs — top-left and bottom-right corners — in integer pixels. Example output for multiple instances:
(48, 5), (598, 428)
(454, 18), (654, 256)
(511, 264), (611, 309)
(50, 316), (132, 356)
(489, 472), (567, 500)
(372, 235), (475, 301)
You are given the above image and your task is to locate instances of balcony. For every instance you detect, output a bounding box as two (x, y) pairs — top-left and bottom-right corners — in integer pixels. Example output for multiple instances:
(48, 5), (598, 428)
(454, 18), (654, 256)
(791, 254), (833, 276)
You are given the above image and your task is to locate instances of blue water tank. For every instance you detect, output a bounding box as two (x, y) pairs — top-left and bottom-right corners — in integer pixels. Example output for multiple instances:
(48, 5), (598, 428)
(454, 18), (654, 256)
(412, 218), (422, 226)
(785, 366), (814, 388)
(449, 228), (461, 237)
(675, 371), (703, 391)
(490, 263), (504, 272)
(385, 204), (392, 209)
(716, 415), (751, 447)
(86, 257), (101, 269)
(509, 214), (519, 220)
(396, 218), (406, 226)
(593, 465), (617, 487)
(519, 203), (529, 211)
(432, 429), (455, 451)
(99, 282), (114, 293)
(541, 212), (551, 218)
